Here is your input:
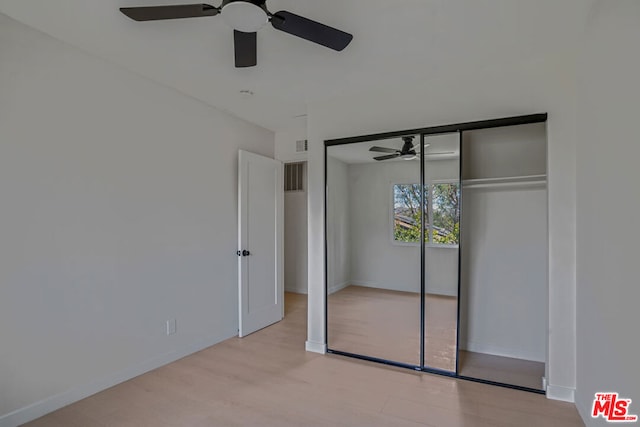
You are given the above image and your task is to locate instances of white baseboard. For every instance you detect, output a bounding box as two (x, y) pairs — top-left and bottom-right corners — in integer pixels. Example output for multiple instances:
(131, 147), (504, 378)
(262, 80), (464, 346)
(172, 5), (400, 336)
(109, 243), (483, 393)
(350, 280), (422, 294)
(305, 340), (327, 354)
(546, 384), (576, 402)
(349, 280), (456, 297)
(575, 398), (592, 426)
(0, 331), (235, 427)
(285, 285), (308, 294)
(328, 281), (349, 295)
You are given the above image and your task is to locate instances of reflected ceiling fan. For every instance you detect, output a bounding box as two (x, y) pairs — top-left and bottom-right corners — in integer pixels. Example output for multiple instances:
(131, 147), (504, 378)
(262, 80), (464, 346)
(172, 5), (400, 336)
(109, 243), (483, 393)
(119, 1), (353, 68)
(370, 136), (421, 161)
(370, 136), (459, 161)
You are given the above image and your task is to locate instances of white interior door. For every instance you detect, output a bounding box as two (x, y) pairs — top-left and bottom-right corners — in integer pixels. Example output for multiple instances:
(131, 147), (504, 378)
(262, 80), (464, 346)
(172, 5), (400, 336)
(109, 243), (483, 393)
(238, 150), (284, 337)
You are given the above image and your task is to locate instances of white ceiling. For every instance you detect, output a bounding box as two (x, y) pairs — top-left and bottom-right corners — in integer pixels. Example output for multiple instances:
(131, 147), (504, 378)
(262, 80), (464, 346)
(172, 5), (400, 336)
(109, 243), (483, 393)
(0, 0), (592, 132)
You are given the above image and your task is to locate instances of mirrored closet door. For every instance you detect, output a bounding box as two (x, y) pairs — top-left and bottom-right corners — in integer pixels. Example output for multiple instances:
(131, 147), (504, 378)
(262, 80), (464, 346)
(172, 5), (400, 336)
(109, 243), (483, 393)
(421, 133), (460, 373)
(326, 136), (421, 366)
(326, 114), (548, 394)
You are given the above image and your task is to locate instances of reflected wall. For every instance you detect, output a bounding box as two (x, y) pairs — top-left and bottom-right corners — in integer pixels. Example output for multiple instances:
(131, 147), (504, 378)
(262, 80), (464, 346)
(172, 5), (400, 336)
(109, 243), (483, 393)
(326, 137), (421, 366)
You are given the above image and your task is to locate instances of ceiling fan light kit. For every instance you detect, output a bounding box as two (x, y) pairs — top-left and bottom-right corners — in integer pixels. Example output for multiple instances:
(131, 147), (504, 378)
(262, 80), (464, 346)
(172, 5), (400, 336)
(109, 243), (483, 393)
(119, 0), (353, 68)
(220, 0), (268, 32)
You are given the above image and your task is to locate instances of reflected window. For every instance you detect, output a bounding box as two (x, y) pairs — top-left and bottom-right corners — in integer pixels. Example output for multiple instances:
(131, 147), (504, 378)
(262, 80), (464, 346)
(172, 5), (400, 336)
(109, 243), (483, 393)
(431, 182), (460, 245)
(392, 182), (460, 245)
(393, 183), (425, 244)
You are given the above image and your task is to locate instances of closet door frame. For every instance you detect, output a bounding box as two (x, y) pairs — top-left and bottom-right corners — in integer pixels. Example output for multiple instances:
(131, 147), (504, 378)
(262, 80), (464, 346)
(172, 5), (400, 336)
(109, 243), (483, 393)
(324, 113), (548, 392)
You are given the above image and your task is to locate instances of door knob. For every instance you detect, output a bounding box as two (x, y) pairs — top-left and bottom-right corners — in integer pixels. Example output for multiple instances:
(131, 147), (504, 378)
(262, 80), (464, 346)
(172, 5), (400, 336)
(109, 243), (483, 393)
(242, 250), (251, 256)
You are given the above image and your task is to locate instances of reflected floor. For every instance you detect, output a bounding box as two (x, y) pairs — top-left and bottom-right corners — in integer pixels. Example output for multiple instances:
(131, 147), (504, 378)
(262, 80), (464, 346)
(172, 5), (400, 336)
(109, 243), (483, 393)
(327, 285), (457, 371)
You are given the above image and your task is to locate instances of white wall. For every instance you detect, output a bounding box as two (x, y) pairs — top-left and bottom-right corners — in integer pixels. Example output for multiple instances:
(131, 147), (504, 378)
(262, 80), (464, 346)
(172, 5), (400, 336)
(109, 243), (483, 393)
(326, 156), (350, 293)
(275, 119), (307, 163)
(575, 1), (640, 424)
(459, 124), (548, 363)
(462, 124), (547, 179)
(0, 14), (274, 426)
(284, 186), (308, 294)
(277, 121), (308, 294)
(347, 161), (420, 292)
(460, 187), (547, 362)
(306, 55), (578, 400)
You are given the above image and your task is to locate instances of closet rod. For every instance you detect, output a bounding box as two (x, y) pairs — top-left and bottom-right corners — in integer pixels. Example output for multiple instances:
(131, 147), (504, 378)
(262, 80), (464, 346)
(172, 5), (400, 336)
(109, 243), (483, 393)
(463, 181), (547, 190)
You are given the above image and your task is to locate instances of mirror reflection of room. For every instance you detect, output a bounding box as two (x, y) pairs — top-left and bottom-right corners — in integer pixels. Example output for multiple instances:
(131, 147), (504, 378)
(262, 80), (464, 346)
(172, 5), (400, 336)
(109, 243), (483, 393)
(422, 133), (460, 373)
(327, 136), (422, 366)
(326, 121), (547, 391)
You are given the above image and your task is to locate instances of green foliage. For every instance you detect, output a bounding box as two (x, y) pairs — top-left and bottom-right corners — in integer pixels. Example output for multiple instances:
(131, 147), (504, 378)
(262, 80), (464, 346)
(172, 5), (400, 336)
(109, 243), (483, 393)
(394, 211), (422, 243)
(393, 182), (460, 245)
(433, 222), (460, 244)
(431, 183), (460, 244)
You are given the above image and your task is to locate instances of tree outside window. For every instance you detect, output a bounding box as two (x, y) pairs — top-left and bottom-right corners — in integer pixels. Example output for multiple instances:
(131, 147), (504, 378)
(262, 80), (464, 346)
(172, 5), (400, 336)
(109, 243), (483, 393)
(393, 182), (459, 245)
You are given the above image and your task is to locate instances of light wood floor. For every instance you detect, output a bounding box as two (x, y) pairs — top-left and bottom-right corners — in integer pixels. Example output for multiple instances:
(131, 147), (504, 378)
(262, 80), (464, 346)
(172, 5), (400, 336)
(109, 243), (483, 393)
(329, 285), (545, 390)
(24, 293), (583, 427)
(328, 285), (457, 371)
(328, 285), (421, 365)
(459, 351), (545, 391)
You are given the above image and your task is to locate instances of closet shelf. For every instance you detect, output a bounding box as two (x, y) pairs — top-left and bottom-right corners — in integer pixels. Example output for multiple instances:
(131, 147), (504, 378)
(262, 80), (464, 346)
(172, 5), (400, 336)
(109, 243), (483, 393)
(462, 174), (547, 189)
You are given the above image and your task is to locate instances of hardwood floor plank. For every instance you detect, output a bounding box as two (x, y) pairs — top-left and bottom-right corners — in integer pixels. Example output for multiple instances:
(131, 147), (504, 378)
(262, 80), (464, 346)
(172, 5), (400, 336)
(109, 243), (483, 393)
(22, 293), (583, 427)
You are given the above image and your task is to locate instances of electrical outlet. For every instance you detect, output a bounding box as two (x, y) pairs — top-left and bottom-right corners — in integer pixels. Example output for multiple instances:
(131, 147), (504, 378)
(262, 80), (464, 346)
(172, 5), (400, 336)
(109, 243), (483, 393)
(166, 319), (176, 335)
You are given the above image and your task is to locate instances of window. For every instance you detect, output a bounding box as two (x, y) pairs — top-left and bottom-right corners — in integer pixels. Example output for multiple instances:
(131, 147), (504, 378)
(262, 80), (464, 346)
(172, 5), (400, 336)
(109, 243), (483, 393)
(393, 182), (460, 245)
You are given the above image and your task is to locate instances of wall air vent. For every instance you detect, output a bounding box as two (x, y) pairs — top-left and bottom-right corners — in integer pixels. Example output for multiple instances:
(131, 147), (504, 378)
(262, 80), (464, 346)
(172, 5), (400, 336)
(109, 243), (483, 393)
(295, 139), (308, 153)
(284, 162), (305, 192)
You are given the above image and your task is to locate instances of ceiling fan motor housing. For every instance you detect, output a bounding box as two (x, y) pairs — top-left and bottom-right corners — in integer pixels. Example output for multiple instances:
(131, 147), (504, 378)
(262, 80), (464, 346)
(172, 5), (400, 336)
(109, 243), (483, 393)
(401, 136), (416, 154)
(220, 0), (269, 33)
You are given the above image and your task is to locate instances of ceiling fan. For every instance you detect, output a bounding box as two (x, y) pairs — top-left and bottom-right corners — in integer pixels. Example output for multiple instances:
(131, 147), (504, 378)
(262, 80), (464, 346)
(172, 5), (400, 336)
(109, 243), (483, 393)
(369, 136), (421, 161)
(119, 1), (353, 68)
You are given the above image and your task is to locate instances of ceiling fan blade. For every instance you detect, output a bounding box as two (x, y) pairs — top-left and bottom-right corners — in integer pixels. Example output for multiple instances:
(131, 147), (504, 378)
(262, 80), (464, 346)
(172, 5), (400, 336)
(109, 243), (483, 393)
(374, 154), (400, 161)
(234, 30), (257, 68)
(369, 146), (398, 153)
(271, 11), (353, 51)
(120, 4), (218, 21)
